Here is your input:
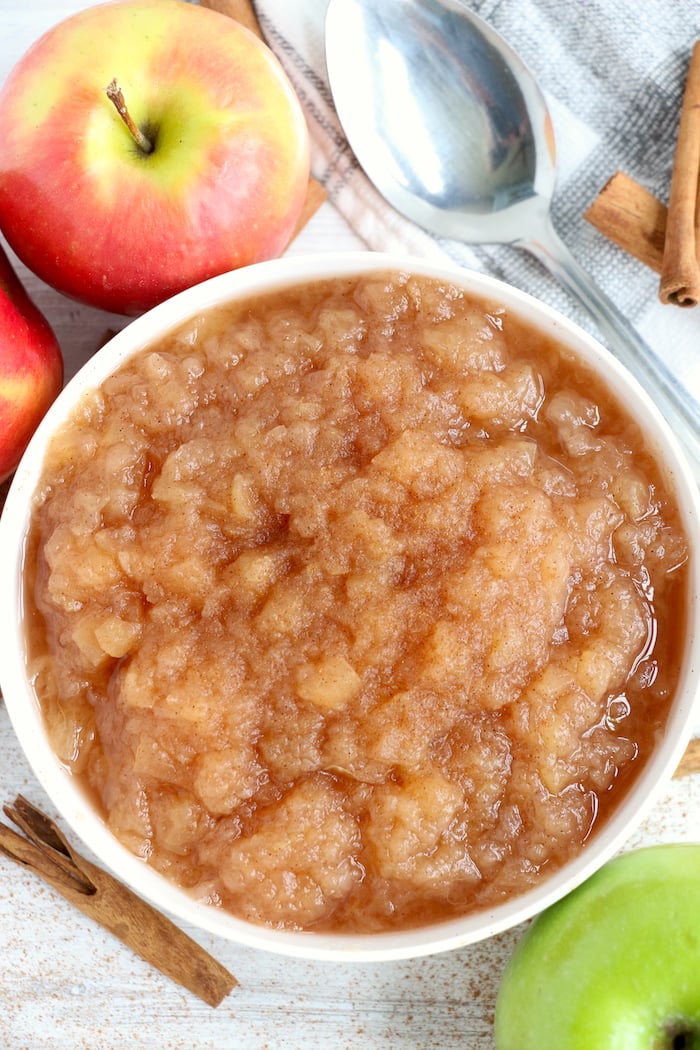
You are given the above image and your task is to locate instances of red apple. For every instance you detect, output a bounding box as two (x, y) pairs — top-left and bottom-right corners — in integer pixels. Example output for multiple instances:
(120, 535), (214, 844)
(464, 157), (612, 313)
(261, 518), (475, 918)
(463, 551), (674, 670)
(0, 0), (310, 316)
(0, 245), (63, 483)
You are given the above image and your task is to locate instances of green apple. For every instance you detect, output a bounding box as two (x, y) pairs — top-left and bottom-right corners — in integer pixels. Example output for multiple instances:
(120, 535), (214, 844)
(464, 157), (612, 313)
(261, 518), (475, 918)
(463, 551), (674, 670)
(0, 0), (310, 315)
(494, 844), (700, 1049)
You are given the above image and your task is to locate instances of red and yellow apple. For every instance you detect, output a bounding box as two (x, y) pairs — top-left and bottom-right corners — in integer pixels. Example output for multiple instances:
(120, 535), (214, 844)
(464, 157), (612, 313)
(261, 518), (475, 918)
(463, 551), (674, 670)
(494, 844), (700, 1049)
(0, 0), (310, 315)
(0, 245), (63, 483)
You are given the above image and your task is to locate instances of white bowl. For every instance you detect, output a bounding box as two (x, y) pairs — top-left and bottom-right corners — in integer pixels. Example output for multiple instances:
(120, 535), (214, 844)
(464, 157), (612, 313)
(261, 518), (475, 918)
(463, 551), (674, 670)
(2, 251), (699, 961)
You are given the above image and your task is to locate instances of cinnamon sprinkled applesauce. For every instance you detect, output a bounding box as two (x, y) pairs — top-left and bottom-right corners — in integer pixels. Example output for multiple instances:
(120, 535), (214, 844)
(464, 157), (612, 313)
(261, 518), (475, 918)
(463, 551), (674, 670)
(26, 272), (688, 932)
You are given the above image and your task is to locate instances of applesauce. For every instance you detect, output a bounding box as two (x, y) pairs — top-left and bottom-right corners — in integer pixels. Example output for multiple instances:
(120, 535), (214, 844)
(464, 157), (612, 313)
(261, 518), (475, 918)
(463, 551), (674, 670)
(26, 271), (689, 932)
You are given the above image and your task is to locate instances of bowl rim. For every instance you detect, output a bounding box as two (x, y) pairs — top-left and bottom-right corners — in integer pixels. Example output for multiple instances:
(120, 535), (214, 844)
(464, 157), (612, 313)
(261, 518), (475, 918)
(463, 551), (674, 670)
(1, 249), (699, 961)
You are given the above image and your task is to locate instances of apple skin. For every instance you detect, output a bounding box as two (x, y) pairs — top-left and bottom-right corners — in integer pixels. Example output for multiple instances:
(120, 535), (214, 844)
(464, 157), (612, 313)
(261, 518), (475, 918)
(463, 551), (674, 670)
(494, 844), (700, 1049)
(0, 244), (63, 483)
(0, 0), (310, 316)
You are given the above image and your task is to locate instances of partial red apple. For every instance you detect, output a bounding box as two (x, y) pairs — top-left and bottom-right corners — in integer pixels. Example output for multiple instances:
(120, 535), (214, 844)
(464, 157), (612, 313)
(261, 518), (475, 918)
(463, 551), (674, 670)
(0, 0), (310, 316)
(0, 245), (63, 483)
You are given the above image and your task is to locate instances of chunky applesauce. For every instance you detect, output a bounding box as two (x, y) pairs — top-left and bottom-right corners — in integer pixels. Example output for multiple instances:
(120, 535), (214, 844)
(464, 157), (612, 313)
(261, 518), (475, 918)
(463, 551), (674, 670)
(26, 272), (689, 932)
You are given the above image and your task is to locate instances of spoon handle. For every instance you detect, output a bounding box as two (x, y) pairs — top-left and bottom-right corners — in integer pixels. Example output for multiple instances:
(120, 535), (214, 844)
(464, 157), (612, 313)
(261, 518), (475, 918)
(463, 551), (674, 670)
(520, 220), (700, 485)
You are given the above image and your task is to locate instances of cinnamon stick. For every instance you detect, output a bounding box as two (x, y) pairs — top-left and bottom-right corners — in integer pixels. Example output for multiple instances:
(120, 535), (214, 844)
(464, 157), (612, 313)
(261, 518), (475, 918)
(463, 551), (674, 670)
(199, 0), (264, 39)
(292, 177), (327, 239)
(673, 736), (700, 778)
(0, 796), (237, 1007)
(659, 40), (700, 307)
(584, 171), (668, 274)
(199, 0), (327, 234)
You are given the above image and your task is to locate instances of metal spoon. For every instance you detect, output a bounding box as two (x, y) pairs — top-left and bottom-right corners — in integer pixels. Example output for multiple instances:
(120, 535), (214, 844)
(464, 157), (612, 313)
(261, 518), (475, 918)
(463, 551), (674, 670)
(325, 0), (700, 482)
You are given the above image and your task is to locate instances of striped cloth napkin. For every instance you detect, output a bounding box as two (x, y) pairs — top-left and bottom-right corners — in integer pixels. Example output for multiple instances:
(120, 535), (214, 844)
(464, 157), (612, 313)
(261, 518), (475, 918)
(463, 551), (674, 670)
(256, 0), (700, 412)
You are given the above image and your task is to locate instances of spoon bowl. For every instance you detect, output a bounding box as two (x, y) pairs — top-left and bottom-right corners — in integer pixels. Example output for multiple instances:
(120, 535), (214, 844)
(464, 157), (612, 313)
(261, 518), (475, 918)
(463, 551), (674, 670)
(326, 0), (555, 242)
(325, 0), (700, 479)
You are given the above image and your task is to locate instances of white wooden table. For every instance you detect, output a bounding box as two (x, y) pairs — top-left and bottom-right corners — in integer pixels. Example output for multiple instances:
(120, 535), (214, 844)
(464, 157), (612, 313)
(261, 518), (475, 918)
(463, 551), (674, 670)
(1, 4), (699, 1048)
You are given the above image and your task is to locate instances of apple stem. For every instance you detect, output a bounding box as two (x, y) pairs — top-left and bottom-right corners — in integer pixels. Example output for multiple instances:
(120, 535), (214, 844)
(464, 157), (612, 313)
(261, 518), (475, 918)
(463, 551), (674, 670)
(106, 79), (153, 155)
